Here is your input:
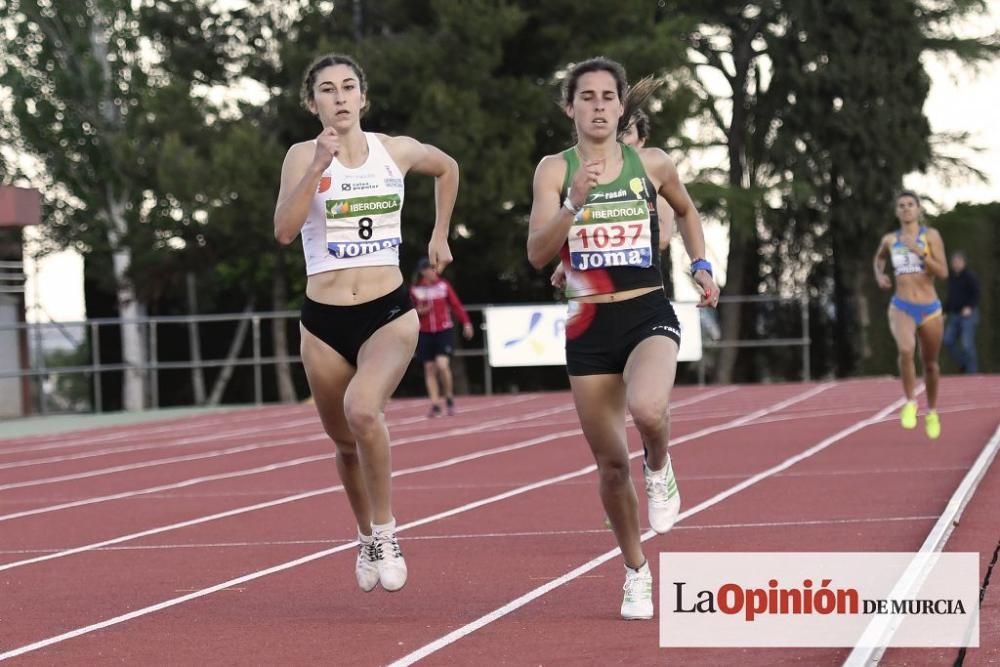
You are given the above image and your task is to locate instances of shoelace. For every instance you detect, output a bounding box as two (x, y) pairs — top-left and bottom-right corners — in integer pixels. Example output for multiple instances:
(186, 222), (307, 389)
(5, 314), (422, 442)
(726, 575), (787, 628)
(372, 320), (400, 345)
(373, 535), (402, 560)
(623, 572), (652, 601)
(646, 467), (673, 500)
(359, 541), (378, 563)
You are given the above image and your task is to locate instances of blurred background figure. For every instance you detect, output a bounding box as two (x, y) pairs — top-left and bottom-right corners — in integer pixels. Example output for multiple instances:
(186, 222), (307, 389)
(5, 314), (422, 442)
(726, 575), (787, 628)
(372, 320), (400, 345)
(943, 250), (980, 374)
(410, 258), (474, 417)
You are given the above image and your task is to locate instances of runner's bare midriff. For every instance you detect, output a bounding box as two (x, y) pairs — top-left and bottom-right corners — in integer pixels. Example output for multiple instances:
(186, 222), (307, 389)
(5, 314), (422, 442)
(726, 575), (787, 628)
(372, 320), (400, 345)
(571, 285), (660, 304)
(893, 272), (937, 304)
(306, 265), (403, 305)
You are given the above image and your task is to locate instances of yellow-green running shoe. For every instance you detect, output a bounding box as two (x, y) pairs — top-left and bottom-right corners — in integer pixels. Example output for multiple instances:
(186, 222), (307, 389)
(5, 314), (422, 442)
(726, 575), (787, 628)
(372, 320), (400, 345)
(900, 400), (918, 430)
(925, 410), (941, 440)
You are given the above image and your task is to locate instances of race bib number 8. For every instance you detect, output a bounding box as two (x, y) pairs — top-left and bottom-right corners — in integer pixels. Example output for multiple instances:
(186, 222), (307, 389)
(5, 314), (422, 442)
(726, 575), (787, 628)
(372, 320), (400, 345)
(325, 194), (402, 259)
(569, 200), (653, 271)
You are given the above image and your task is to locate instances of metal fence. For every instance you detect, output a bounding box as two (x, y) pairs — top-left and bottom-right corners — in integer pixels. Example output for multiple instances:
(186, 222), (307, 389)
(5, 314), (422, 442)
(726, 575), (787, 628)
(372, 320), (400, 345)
(0, 294), (810, 415)
(697, 294), (811, 384)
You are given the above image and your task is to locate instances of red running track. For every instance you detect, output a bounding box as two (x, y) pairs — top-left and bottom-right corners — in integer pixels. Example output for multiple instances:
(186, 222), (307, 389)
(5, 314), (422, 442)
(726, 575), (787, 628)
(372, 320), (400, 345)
(0, 377), (997, 665)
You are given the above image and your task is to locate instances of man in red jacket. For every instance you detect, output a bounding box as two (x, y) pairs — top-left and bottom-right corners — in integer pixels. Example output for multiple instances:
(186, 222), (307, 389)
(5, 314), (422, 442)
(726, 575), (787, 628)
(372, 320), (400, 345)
(410, 258), (474, 416)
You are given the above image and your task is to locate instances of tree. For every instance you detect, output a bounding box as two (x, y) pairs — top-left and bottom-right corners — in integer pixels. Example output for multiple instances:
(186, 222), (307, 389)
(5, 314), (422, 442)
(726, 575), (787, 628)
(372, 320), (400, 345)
(0, 0), (159, 410)
(654, 0), (789, 383)
(764, 0), (998, 376)
(666, 0), (997, 381)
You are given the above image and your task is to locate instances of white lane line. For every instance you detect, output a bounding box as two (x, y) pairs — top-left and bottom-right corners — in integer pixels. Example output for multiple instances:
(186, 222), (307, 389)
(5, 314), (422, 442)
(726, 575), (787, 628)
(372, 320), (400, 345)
(0, 408), (309, 455)
(0, 385), (832, 660)
(0, 384), (844, 661)
(387, 395), (907, 667)
(842, 421), (1000, 667)
(0, 454), (335, 522)
(0, 428), (583, 572)
(0, 516), (940, 556)
(0, 394), (540, 460)
(0, 386), (734, 559)
(0, 396), (540, 472)
(0, 437), (328, 492)
(0, 401), (581, 491)
(0, 388), (731, 509)
(0, 417), (321, 470)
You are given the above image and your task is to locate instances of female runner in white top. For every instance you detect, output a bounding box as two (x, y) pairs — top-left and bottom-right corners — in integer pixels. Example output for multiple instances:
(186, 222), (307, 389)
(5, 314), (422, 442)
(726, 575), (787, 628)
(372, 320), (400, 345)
(274, 54), (459, 593)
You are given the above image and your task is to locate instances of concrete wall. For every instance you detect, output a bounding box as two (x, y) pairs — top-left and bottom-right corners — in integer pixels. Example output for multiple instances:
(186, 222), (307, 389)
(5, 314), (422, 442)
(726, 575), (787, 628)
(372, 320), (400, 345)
(0, 295), (23, 418)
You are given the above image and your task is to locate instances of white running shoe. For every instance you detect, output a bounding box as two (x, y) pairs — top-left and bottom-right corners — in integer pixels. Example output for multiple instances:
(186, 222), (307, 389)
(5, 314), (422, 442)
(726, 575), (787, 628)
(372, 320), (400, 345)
(355, 534), (380, 592)
(644, 455), (681, 534)
(621, 561), (654, 620)
(373, 525), (408, 592)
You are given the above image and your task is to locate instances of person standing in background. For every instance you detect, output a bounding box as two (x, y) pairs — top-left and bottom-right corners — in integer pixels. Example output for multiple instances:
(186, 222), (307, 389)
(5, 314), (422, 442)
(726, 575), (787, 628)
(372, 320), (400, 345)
(943, 251), (980, 373)
(410, 258), (474, 417)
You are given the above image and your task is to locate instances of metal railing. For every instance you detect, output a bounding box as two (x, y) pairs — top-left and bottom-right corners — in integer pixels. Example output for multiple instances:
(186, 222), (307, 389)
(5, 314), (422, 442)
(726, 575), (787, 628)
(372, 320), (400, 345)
(0, 261), (25, 294)
(0, 295), (811, 415)
(697, 294), (811, 384)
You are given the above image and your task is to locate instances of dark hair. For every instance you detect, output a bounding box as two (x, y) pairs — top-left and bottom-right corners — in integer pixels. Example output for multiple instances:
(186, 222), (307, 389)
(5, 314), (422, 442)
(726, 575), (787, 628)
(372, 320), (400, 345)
(623, 109), (651, 143)
(300, 54), (368, 111)
(619, 76), (662, 137)
(562, 57), (627, 106)
(896, 189), (922, 207)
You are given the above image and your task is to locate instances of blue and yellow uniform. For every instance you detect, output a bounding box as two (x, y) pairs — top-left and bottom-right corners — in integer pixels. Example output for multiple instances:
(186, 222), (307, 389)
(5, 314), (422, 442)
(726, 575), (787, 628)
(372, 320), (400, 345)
(889, 226), (942, 327)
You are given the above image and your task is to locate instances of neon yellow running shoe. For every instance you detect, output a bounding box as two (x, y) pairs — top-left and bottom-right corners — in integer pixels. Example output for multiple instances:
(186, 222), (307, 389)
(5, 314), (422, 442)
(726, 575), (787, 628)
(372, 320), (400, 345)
(925, 410), (941, 440)
(900, 400), (918, 430)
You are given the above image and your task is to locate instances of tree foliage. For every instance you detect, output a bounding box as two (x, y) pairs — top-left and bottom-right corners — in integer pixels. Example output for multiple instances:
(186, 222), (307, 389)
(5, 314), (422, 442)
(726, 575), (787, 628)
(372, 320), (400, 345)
(1, 0), (997, 406)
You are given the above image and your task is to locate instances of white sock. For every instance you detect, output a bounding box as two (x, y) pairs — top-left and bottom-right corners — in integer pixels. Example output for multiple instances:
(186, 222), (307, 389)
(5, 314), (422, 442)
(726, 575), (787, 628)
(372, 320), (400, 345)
(372, 518), (396, 536)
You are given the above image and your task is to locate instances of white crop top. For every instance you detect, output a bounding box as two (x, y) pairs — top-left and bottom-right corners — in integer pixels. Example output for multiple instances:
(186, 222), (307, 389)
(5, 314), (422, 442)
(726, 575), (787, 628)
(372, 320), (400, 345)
(300, 132), (406, 275)
(890, 226), (930, 276)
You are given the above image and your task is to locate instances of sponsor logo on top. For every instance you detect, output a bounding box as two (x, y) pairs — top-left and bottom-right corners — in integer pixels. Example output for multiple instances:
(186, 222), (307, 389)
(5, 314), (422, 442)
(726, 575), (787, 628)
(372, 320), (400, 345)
(326, 194), (402, 219)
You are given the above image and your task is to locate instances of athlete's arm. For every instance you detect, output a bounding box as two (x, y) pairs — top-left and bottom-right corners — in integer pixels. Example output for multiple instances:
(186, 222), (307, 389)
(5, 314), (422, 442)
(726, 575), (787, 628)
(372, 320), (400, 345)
(642, 148), (718, 307)
(873, 235), (892, 290)
(923, 228), (948, 279)
(642, 149), (703, 262)
(383, 135), (459, 272)
(274, 134), (336, 245)
(528, 152), (605, 269)
(527, 156), (573, 269)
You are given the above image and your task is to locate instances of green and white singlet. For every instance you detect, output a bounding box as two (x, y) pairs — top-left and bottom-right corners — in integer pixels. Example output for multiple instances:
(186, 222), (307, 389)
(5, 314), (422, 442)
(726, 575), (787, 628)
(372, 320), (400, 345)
(559, 144), (664, 298)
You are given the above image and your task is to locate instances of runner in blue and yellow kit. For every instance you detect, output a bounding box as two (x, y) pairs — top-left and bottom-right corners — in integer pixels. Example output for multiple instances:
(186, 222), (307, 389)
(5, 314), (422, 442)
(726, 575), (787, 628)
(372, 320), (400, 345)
(527, 57), (718, 621)
(873, 190), (948, 439)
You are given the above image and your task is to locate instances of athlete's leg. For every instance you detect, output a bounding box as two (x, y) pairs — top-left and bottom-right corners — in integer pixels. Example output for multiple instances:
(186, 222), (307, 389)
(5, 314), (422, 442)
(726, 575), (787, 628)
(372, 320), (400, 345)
(569, 373), (646, 569)
(300, 325), (370, 532)
(888, 305), (918, 400)
(624, 336), (679, 471)
(346, 310), (419, 525)
(624, 335), (681, 533)
(917, 316), (944, 410)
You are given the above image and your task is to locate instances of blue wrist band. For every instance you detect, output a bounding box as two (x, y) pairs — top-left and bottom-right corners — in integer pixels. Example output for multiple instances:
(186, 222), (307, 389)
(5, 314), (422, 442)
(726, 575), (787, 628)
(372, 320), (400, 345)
(691, 258), (713, 276)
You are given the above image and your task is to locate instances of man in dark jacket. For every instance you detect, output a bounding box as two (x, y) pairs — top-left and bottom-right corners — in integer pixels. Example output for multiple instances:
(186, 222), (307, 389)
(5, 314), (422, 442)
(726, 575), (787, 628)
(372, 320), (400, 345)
(943, 251), (980, 373)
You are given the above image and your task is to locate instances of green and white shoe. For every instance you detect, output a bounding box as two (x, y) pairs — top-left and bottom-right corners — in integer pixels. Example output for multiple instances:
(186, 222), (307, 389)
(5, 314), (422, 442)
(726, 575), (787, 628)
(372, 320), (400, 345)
(644, 455), (681, 534)
(621, 561), (654, 620)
